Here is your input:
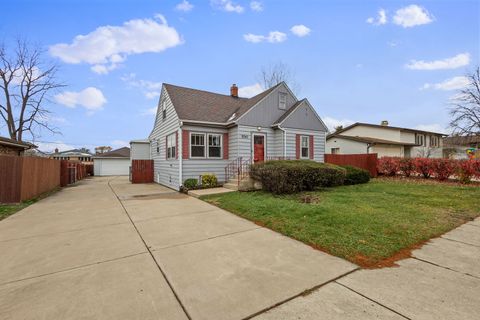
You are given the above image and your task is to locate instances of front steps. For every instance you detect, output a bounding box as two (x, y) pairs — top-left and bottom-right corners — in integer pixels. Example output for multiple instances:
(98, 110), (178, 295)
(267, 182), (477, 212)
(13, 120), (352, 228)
(224, 175), (260, 191)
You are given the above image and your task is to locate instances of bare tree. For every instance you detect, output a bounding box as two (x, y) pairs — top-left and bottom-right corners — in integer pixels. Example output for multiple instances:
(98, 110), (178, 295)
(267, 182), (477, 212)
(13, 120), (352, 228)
(449, 67), (480, 136)
(257, 62), (300, 94)
(0, 40), (64, 141)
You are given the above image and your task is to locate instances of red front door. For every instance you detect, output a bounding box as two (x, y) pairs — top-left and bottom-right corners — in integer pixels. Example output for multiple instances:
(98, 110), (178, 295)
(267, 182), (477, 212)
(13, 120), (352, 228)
(253, 135), (265, 163)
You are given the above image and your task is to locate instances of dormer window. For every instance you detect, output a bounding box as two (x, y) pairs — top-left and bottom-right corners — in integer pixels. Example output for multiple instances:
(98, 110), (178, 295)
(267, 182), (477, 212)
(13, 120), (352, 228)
(278, 92), (287, 110)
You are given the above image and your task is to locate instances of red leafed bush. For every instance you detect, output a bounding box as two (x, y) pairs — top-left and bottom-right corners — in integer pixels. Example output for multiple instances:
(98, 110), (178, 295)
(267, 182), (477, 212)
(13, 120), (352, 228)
(377, 157), (400, 176)
(414, 158), (434, 179)
(457, 160), (477, 184)
(472, 160), (480, 179)
(398, 158), (415, 177)
(431, 158), (457, 181)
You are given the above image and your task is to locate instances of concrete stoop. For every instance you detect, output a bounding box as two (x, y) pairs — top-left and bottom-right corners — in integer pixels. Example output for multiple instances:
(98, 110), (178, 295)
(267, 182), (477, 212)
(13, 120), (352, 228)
(224, 176), (261, 191)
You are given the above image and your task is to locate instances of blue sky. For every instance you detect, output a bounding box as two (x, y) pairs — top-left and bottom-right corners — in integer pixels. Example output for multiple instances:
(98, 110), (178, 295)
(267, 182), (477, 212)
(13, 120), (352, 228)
(2, 0), (478, 151)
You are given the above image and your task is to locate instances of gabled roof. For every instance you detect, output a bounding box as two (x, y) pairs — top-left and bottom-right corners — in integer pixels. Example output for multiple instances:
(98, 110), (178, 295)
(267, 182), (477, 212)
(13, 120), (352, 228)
(272, 99), (305, 125)
(163, 83), (281, 124)
(332, 122), (447, 136)
(0, 136), (37, 149)
(94, 147), (130, 158)
(328, 134), (418, 146)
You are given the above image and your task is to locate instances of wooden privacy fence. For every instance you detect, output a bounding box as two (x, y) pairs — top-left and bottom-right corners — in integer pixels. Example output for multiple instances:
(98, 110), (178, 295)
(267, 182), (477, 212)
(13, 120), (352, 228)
(131, 160), (154, 183)
(0, 155), (60, 203)
(325, 153), (378, 177)
(60, 160), (93, 187)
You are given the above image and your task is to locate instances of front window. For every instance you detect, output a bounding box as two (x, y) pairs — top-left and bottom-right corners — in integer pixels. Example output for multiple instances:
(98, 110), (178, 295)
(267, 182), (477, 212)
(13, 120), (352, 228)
(430, 135), (439, 147)
(191, 133), (206, 158)
(208, 134), (222, 158)
(331, 148), (340, 154)
(167, 133), (176, 159)
(301, 136), (309, 158)
(415, 134), (425, 146)
(278, 92), (287, 110)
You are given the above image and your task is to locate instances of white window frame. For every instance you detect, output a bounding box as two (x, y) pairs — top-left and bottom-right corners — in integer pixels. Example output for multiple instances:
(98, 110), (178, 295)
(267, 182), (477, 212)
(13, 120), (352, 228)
(162, 101), (167, 120)
(331, 147), (340, 154)
(207, 133), (222, 159)
(415, 134), (425, 146)
(430, 135), (439, 148)
(166, 133), (176, 160)
(190, 132), (206, 159)
(300, 135), (310, 159)
(278, 92), (287, 110)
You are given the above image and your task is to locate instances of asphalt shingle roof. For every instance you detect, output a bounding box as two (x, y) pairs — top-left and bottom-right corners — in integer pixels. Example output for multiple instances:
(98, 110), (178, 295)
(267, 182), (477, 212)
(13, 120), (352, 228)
(95, 147), (130, 158)
(164, 83), (280, 123)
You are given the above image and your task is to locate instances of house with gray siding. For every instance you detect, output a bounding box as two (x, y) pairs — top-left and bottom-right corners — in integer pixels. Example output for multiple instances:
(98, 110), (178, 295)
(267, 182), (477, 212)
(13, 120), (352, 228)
(147, 82), (328, 190)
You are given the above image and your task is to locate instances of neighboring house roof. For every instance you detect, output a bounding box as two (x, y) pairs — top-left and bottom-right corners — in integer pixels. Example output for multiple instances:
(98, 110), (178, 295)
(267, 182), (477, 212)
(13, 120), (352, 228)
(50, 149), (93, 157)
(163, 83), (280, 124)
(0, 136), (37, 149)
(130, 139), (150, 144)
(331, 122), (448, 137)
(443, 135), (480, 146)
(94, 147), (130, 159)
(328, 134), (419, 146)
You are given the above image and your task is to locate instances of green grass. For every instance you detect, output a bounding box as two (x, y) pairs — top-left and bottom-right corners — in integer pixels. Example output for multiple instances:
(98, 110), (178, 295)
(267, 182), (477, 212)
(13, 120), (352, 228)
(0, 188), (59, 221)
(0, 199), (36, 220)
(201, 179), (480, 267)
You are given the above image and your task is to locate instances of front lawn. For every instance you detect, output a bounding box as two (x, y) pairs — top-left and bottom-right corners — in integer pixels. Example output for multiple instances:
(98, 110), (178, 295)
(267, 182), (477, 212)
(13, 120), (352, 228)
(201, 178), (480, 267)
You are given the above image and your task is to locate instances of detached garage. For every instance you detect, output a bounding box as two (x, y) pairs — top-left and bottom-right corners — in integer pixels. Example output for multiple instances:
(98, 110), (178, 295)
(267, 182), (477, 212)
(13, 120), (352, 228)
(93, 147), (130, 176)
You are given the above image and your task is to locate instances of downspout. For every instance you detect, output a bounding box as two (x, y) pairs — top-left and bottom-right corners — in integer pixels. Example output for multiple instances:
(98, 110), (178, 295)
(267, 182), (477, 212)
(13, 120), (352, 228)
(178, 121), (183, 189)
(278, 125), (287, 158)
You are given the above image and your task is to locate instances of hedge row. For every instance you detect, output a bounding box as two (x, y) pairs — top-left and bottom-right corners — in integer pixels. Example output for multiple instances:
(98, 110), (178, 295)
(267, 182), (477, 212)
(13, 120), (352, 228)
(377, 157), (480, 183)
(251, 160), (346, 194)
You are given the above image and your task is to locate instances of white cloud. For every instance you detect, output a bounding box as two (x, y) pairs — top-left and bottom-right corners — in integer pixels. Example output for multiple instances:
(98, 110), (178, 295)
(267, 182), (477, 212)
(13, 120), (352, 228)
(406, 53), (470, 70)
(49, 15), (182, 74)
(323, 117), (355, 132)
(415, 124), (446, 133)
(111, 140), (129, 148)
(54, 87), (107, 113)
(176, 0), (194, 12)
(290, 25), (311, 37)
(366, 9), (387, 26)
(141, 107), (158, 116)
(121, 73), (163, 99)
(238, 83), (263, 98)
(211, 0), (244, 13)
(244, 31), (287, 43)
(393, 5), (434, 28)
(250, 1), (263, 12)
(421, 76), (469, 91)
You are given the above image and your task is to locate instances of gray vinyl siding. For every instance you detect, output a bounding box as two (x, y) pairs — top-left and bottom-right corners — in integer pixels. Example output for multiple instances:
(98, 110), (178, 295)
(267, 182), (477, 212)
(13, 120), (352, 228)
(235, 125), (282, 159)
(149, 87), (180, 189)
(237, 83), (297, 127)
(130, 142), (150, 160)
(182, 125), (229, 183)
(284, 128), (326, 162)
(281, 101), (328, 131)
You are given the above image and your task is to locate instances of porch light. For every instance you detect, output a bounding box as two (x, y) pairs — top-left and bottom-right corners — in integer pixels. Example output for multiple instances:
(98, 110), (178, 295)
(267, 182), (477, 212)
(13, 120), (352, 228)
(257, 126), (262, 131)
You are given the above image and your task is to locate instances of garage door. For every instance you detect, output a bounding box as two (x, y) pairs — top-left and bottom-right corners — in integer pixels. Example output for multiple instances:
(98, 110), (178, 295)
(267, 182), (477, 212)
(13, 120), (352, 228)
(94, 159), (130, 176)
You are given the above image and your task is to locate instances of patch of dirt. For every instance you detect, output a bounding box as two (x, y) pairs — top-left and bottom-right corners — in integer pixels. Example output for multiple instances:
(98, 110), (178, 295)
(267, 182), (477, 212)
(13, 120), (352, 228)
(354, 241), (429, 269)
(298, 194), (321, 204)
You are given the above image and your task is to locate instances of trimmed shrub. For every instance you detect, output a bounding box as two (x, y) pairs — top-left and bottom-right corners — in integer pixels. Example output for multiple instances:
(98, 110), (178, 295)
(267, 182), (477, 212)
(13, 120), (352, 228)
(414, 158), (433, 179)
(399, 158), (415, 177)
(251, 160), (346, 194)
(342, 165), (370, 185)
(432, 158), (456, 181)
(201, 174), (218, 187)
(457, 160), (476, 184)
(377, 157), (400, 176)
(183, 178), (198, 189)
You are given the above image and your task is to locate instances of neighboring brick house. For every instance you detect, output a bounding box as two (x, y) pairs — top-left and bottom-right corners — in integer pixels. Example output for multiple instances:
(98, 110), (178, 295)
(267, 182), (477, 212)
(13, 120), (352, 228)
(146, 82), (328, 190)
(0, 136), (36, 156)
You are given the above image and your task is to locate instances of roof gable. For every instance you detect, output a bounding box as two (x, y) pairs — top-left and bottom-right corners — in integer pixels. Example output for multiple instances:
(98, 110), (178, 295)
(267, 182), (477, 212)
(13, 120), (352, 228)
(273, 99), (328, 132)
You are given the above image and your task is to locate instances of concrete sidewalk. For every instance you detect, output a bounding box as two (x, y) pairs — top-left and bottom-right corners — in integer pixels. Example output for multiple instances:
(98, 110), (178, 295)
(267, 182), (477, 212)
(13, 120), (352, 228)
(0, 177), (356, 320)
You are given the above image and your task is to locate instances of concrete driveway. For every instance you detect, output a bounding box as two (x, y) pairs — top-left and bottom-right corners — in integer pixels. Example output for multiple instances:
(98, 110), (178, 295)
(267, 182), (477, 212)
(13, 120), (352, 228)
(0, 176), (357, 320)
